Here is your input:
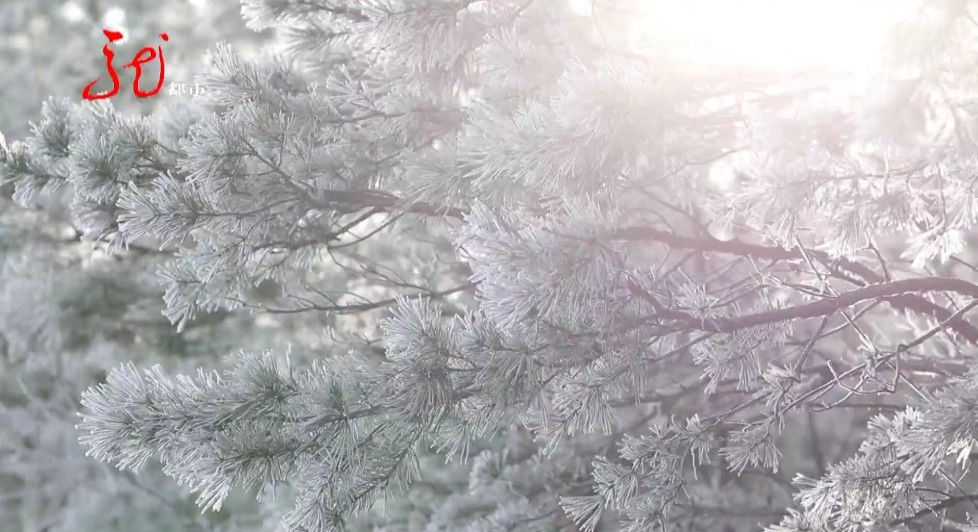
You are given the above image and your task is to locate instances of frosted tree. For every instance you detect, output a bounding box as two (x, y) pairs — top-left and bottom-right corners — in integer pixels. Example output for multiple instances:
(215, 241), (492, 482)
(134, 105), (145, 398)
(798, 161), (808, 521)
(0, 2), (281, 530)
(3, 0), (978, 530)
(0, 113), (285, 530)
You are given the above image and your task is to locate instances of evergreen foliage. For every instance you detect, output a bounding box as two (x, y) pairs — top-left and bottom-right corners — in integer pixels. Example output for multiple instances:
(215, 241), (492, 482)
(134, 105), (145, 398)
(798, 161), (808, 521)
(5, 0), (978, 530)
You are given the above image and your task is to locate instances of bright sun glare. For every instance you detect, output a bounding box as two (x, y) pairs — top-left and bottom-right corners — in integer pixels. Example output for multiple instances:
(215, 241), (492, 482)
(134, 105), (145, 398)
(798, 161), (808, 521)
(569, 0), (916, 72)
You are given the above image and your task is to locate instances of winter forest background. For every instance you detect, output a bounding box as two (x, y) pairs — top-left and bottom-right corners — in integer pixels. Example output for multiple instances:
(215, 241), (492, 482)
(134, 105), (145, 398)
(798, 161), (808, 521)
(4, 1), (978, 531)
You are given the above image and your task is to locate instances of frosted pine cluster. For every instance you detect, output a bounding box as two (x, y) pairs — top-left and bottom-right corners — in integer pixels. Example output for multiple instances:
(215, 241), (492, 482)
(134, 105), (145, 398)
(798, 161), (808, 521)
(3, 0), (978, 531)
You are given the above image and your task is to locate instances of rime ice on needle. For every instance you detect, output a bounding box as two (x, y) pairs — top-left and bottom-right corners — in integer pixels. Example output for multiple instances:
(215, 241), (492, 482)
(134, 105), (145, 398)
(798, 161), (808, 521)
(3, 0), (978, 530)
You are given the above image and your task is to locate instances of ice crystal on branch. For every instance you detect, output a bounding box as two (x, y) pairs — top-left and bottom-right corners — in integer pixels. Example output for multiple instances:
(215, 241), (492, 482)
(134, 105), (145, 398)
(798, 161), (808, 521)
(1, 0), (977, 530)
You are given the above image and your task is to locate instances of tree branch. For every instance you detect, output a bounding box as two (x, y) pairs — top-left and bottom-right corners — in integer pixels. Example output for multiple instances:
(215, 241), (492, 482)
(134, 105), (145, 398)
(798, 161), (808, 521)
(656, 277), (978, 334)
(617, 227), (978, 342)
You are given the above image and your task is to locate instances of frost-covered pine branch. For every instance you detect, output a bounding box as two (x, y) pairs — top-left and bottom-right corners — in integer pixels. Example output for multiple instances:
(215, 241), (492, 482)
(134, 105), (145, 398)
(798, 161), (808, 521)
(2, 0), (978, 530)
